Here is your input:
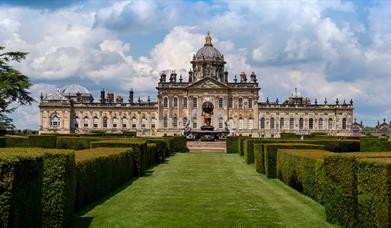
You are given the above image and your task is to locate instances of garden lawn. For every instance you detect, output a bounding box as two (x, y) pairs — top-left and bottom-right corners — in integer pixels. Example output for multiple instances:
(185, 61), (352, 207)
(73, 153), (335, 227)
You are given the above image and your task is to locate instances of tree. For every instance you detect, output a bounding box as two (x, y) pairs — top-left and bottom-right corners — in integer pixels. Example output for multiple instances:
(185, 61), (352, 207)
(0, 46), (34, 131)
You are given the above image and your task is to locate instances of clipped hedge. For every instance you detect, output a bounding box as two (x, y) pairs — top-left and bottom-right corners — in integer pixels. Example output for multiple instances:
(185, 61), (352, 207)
(323, 155), (358, 227)
(0, 152), (43, 228)
(356, 158), (391, 227)
(56, 136), (103, 150)
(226, 136), (240, 153)
(5, 136), (29, 147)
(0, 137), (5, 147)
(360, 137), (391, 152)
(170, 136), (188, 152)
(90, 139), (149, 176)
(75, 148), (135, 211)
(146, 138), (169, 162)
(263, 143), (325, 178)
(243, 139), (257, 164)
(28, 135), (57, 148)
(254, 143), (265, 173)
(1, 148), (76, 228)
(277, 149), (333, 203)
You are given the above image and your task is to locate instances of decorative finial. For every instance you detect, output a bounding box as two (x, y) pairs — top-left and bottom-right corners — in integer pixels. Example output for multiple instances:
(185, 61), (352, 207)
(205, 31), (212, 46)
(315, 98), (318, 105)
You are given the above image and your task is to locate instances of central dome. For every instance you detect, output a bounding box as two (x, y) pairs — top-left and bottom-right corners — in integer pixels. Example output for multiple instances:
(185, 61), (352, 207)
(60, 84), (90, 95)
(195, 32), (223, 60)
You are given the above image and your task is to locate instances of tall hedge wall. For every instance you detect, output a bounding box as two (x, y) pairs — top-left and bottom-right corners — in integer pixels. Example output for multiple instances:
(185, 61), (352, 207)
(55, 136), (103, 150)
(0, 152), (43, 228)
(74, 148), (135, 211)
(277, 149), (333, 203)
(28, 135), (58, 148)
(263, 143), (325, 178)
(323, 155), (358, 227)
(226, 136), (240, 153)
(360, 137), (391, 152)
(356, 159), (391, 227)
(1, 148), (76, 228)
(90, 139), (150, 176)
(0, 137), (5, 147)
(5, 136), (29, 147)
(170, 136), (188, 152)
(254, 143), (265, 174)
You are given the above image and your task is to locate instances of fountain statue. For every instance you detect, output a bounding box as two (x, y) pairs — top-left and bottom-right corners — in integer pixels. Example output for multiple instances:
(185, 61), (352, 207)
(201, 101), (214, 131)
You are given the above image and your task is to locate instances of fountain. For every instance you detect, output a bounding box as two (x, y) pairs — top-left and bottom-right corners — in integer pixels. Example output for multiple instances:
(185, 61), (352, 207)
(183, 99), (229, 141)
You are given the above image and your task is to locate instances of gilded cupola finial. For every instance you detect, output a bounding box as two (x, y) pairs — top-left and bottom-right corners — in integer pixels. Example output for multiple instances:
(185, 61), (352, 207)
(205, 31), (212, 46)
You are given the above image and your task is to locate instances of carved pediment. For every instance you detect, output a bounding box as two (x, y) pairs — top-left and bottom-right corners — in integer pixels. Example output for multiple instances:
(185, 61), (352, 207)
(187, 77), (227, 89)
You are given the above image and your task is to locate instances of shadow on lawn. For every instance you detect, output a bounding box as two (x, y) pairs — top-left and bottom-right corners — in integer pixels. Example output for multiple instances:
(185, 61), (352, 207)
(71, 159), (170, 227)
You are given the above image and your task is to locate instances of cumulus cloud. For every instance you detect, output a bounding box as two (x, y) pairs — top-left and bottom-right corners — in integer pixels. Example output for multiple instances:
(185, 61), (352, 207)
(0, 0), (390, 129)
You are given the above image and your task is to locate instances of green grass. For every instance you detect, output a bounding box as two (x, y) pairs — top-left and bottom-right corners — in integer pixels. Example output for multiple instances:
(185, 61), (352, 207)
(73, 153), (335, 227)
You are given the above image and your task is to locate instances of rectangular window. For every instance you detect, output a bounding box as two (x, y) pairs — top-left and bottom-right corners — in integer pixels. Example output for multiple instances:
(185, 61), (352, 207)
(151, 118), (156, 129)
(239, 119), (243, 129)
(248, 119), (253, 130)
(239, 98), (243, 109)
(290, 118), (294, 129)
(93, 118), (98, 128)
(132, 118), (137, 128)
(141, 118), (146, 128)
(219, 98), (223, 109)
(192, 97), (197, 108)
(122, 118), (127, 128)
(218, 118), (224, 129)
(248, 98), (253, 109)
(163, 98), (168, 108)
(173, 98), (178, 107)
(173, 118), (177, 129)
(163, 118), (168, 129)
(184, 97), (188, 108)
(228, 97), (233, 108)
(103, 118), (108, 128)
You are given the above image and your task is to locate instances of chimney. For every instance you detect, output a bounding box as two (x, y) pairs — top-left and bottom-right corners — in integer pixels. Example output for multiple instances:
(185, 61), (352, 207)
(116, 95), (123, 103)
(128, 89), (134, 104)
(100, 89), (106, 104)
(107, 92), (114, 103)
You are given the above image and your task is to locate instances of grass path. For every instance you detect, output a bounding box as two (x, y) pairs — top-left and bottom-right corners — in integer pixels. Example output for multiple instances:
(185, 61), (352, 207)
(73, 153), (335, 228)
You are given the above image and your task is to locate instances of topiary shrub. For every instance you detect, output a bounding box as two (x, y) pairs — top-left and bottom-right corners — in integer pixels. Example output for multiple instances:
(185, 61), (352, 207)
(263, 143), (324, 178)
(74, 148), (135, 211)
(0, 151), (43, 228)
(5, 136), (29, 147)
(28, 135), (57, 148)
(277, 149), (333, 203)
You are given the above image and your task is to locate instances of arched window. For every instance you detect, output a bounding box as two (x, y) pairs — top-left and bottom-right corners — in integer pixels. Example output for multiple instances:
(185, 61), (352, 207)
(299, 118), (304, 130)
(163, 97), (168, 108)
(238, 117), (244, 129)
(290, 118), (294, 129)
(83, 116), (89, 128)
(163, 117), (168, 129)
(328, 118), (333, 130)
(122, 117), (127, 128)
(228, 96), (233, 108)
(74, 116), (79, 128)
(103, 116), (108, 128)
(141, 117), (147, 128)
(192, 117), (197, 128)
(260, 117), (265, 129)
(280, 118), (284, 129)
(319, 118), (323, 130)
(132, 117), (137, 129)
(192, 97), (197, 108)
(219, 117), (224, 129)
(50, 114), (60, 128)
(248, 118), (253, 130)
(183, 97), (188, 108)
(309, 118), (314, 130)
(238, 98), (243, 109)
(112, 117), (118, 129)
(248, 98), (253, 109)
(151, 117), (156, 129)
(173, 97), (178, 108)
(218, 97), (224, 109)
(173, 117), (177, 129)
(93, 116), (98, 128)
(270, 117), (275, 129)
(342, 118), (347, 130)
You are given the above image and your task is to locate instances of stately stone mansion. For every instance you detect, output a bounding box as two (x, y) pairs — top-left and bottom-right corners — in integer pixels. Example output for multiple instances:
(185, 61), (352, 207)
(39, 33), (354, 137)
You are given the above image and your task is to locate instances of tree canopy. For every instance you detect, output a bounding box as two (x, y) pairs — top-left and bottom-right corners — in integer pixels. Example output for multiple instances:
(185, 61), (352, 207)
(0, 46), (34, 131)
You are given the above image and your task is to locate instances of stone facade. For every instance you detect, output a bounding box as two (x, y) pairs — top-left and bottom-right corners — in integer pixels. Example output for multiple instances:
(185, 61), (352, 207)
(39, 33), (354, 137)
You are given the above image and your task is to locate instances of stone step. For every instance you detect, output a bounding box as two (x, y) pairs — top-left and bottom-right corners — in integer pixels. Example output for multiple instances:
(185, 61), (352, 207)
(187, 141), (226, 153)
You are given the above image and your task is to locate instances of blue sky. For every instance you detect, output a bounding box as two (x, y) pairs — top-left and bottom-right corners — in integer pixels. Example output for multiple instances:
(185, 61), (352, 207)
(0, 0), (390, 129)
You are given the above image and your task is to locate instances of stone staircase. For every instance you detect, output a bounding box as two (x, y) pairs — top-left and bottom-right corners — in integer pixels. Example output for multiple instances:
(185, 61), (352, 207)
(187, 141), (226, 153)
